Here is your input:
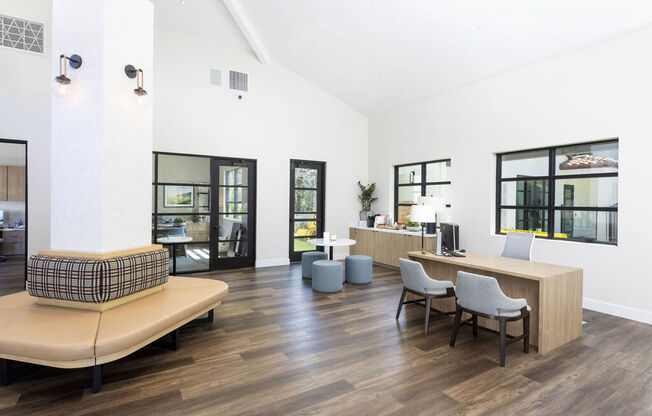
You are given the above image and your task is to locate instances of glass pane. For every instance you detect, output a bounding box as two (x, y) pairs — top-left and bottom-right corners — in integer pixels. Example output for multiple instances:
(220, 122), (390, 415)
(153, 215), (210, 242)
(397, 165), (421, 184)
(294, 213), (317, 220)
(426, 161), (451, 182)
(171, 243), (210, 273)
(219, 165), (248, 186)
(397, 186), (421, 205)
(501, 180), (549, 206)
(295, 189), (317, 212)
(218, 214), (247, 240)
(501, 150), (549, 178)
(397, 205), (411, 224)
(219, 187), (248, 213)
(500, 208), (549, 237)
(218, 239), (248, 258)
(295, 168), (318, 188)
(157, 154), (210, 184)
(294, 237), (316, 252)
(157, 185), (210, 214)
(554, 210), (617, 244)
(556, 141), (618, 175)
(293, 221), (317, 238)
(425, 184), (452, 224)
(554, 177), (618, 208)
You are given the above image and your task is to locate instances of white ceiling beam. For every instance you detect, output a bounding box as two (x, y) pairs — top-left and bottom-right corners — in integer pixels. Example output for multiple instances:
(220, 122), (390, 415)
(222, 0), (270, 64)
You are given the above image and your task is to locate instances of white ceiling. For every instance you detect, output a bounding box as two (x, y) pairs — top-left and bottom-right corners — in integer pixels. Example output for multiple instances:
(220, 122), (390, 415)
(155, 0), (652, 115)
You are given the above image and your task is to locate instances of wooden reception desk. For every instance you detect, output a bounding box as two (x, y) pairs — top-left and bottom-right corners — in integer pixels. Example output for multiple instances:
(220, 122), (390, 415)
(407, 251), (583, 354)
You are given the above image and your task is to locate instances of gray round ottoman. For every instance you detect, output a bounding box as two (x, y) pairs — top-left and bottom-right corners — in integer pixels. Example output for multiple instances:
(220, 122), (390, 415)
(345, 255), (373, 284)
(312, 260), (343, 292)
(301, 251), (328, 279)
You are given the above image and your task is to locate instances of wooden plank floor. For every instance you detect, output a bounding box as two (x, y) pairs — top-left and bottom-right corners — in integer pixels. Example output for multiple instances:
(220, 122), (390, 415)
(1, 263), (651, 415)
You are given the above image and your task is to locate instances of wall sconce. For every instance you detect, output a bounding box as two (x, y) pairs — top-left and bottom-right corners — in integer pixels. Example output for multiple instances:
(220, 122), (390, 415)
(53, 54), (82, 96)
(124, 64), (148, 105)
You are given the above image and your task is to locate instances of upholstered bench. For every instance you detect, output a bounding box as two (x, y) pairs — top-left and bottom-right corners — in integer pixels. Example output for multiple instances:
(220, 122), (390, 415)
(0, 276), (228, 392)
(345, 255), (373, 284)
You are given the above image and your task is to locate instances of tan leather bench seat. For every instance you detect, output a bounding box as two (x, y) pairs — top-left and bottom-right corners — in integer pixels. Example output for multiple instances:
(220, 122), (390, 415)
(0, 292), (99, 368)
(0, 276), (228, 369)
(95, 277), (228, 363)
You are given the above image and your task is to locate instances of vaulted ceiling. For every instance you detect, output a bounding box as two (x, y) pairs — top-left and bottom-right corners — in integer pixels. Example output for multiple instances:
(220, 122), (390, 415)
(154, 0), (652, 115)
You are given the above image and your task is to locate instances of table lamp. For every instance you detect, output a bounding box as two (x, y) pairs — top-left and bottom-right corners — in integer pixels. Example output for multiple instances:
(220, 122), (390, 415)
(410, 204), (437, 254)
(418, 196), (445, 232)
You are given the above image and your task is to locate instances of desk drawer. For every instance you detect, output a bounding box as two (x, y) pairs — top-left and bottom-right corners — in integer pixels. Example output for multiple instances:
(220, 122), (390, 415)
(2, 232), (25, 243)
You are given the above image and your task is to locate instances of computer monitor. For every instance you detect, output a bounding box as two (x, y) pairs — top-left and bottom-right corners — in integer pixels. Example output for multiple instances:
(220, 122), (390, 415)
(440, 222), (459, 251)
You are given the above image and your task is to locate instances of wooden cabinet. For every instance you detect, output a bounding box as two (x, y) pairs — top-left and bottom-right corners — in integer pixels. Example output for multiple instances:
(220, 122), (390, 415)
(7, 166), (25, 201)
(349, 227), (436, 268)
(0, 165), (25, 201)
(0, 166), (7, 201)
(1, 230), (25, 256)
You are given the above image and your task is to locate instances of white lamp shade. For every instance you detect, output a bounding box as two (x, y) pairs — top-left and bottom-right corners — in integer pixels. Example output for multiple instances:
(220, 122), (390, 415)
(418, 196), (445, 211)
(410, 205), (437, 223)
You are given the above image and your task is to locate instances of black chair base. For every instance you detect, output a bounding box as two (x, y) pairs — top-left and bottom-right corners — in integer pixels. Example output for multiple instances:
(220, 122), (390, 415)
(450, 304), (530, 366)
(396, 287), (455, 335)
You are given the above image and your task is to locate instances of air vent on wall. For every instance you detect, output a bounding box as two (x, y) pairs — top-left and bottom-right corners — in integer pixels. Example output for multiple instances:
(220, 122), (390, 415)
(0, 14), (45, 54)
(229, 70), (248, 92)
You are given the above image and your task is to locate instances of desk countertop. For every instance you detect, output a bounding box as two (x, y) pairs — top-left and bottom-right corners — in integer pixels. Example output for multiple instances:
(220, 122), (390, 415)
(352, 226), (436, 238)
(407, 251), (582, 281)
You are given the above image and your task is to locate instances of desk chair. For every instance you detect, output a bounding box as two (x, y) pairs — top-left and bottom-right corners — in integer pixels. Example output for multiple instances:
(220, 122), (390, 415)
(0, 237), (5, 262)
(397, 258), (455, 335)
(450, 271), (530, 366)
(501, 231), (535, 261)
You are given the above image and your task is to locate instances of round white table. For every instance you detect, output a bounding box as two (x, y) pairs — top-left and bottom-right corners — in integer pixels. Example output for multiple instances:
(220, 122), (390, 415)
(157, 237), (193, 274)
(307, 238), (356, 260)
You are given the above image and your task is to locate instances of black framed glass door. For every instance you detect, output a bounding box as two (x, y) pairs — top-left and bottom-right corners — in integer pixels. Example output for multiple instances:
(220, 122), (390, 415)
(210, 158), (257, 269)
(289, 159), (325, 262)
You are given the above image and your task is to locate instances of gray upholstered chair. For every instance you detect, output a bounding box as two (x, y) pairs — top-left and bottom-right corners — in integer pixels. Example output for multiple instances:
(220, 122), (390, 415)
(396, 258), (455, 335)
(501, 231), (535, 261)
(450, 271), (530, 366)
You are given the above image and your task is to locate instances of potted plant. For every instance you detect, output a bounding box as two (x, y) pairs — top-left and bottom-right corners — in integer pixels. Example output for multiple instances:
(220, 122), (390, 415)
(357, 181), (378, 221)
(406, 221), (421, 232)
(173, 217), (186, 227)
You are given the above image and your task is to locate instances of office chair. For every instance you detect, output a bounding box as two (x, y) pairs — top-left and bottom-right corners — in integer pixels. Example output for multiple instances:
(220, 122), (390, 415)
(0, 237), (5, 262)
(396, 258), (455, 335)
(501, 231), (535, 261)
(450, 271), (530, 366)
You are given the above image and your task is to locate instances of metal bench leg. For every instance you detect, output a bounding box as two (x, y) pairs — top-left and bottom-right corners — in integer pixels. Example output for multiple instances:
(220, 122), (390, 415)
(92, 365), (101, 393)
(1, 359), (11, 386)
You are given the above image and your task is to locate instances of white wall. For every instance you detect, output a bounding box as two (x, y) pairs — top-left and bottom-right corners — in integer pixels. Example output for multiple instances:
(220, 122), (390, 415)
(153, 27), (368, 266)
(0, 0), (51, 256)
(369, 25), (652, 324)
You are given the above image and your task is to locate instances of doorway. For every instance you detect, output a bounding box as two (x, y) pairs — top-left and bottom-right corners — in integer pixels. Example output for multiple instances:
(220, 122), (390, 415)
(152, 152), (256, 273)
(0, 139), (27, 296)
(289, 159), (325, 262)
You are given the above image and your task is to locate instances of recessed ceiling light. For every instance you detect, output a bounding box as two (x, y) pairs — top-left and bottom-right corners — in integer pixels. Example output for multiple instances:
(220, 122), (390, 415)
(179, 0), (185, 5)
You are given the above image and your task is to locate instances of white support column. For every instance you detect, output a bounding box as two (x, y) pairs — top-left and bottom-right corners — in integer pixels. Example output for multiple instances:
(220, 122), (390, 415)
(50, 0), (153, 253)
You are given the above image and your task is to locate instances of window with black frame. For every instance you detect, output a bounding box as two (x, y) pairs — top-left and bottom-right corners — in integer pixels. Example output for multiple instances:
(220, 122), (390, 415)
(496, 139), (618, 245)
(394, 159), (452, 225)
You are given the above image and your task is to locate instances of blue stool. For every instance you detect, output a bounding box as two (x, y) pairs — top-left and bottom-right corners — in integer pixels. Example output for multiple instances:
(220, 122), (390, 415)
(345, 255), (373, 284)
(312, 260), (343, 292)
(301, 251), (328, 279)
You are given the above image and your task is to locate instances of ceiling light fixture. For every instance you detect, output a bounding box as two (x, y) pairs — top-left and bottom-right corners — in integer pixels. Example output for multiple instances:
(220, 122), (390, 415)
(54, 53), (82, 96)
(124, 64), (148, 105)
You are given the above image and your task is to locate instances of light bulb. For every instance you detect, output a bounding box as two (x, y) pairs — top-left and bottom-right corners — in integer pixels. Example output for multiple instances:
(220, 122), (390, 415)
(52, 81), (68, 97)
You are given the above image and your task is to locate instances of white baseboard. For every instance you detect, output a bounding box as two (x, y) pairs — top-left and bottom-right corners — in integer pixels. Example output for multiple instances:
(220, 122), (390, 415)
(255, 257), (290, 268)
(583, 297), (652, 325)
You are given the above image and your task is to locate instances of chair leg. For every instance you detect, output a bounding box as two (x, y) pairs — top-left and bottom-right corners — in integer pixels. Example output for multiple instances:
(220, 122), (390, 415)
(0, 359), (10, 386)
(499, 319), (507, 367)
(424, 296), (432, 335)
(523, 314), (530, 354)
(92, 365), (102, 393)
(396, 287), (407, 319)
(450, 305), (462, 347)
(472, 314), (478, 337)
